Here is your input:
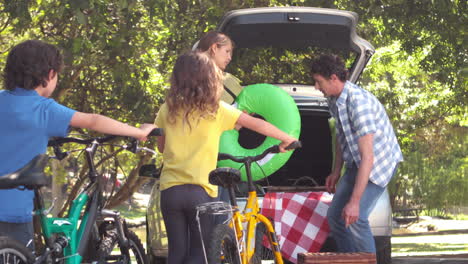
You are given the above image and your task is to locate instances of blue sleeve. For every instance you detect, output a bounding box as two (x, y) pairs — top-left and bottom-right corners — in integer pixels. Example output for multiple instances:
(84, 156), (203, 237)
(45, 100), (76, 137)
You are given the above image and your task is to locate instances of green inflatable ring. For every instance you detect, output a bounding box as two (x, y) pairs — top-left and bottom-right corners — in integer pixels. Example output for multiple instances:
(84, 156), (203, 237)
(218, 83), (301, 181)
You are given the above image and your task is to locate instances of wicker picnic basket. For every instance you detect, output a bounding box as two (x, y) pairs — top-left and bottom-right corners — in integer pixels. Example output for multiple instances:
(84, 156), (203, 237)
(297, 252), (376, 264)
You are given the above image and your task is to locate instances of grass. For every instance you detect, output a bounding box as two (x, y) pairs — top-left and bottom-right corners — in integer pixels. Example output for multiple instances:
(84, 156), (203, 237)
(392, 234), (468, 256)
(419, 210), (468, 220)
(449, 214), (468, 221)
(113, 202), (147, 220)
(393, 243), (468, 254)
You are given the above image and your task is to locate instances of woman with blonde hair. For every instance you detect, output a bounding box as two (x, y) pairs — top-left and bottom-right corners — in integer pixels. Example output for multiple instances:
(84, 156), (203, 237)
(154, 51), (296, 264)
(196, 30), (242, 104)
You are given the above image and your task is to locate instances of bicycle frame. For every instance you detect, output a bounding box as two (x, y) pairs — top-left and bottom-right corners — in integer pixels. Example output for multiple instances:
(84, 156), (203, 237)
(34, 139), (105, 264)
(35, 187), (97, 264)
(227, 156), (284, 264)
(0, 129), (162, 264)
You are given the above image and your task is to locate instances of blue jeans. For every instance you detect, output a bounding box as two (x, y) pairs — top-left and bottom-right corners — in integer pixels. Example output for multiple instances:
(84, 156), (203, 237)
(0, 221), (34, 250)
(326, 165), (394, 253)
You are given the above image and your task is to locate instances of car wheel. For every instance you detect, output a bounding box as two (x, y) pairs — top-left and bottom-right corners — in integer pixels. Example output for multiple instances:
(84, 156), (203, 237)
(375, 236), (391, 264)
(146, 216), (167, 264)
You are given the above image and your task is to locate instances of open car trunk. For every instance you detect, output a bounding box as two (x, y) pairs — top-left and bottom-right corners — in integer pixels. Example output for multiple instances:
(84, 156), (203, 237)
(236, 102), (333, 196)
(217, 7), (375, 83)
(259, 110), (332, 188)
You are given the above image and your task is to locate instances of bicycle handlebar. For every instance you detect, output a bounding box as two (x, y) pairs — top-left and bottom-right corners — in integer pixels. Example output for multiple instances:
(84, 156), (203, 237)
(48, 128), (163, 146)
(47, 128), (163, 159)
(149, 128), (164, 136)
(218, 140), (302, 163)
(47, 135), (118, 147)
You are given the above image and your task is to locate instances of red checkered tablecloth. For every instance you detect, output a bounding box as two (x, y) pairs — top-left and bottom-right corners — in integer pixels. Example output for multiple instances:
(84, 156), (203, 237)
(260, 191), (333, 264)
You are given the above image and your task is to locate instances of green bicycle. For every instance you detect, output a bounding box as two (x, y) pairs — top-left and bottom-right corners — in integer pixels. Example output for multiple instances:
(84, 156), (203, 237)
(0, 128), (162, 264)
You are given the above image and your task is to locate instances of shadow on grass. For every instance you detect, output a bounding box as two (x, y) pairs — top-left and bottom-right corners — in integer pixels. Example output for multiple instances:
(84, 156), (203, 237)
(393, 243), (468, 253)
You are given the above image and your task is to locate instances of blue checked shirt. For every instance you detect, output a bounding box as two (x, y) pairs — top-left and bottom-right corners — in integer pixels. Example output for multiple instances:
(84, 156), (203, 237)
(328, 81), (403, 187)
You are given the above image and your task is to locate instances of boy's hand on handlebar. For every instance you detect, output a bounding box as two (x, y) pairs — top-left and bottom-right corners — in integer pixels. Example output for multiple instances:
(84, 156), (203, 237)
(137, 124), (157, 141)
(279, 137), (298, 153)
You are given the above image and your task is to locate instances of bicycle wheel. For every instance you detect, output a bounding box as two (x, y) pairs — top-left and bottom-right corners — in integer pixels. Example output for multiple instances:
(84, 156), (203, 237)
(252, 222), (280, 264)
(0, 236), (34, 264)
(207, 224), (240, 264)
(97, 228), (147, 264)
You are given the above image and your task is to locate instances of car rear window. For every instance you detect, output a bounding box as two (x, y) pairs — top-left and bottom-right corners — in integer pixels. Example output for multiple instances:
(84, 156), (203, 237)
(227, 46), (356, 85)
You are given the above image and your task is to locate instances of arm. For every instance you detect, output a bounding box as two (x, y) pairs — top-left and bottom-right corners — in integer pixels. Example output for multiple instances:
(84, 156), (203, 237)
(325, 139), (344, 193)
(236, 112), (296, 152)
(342, 133), (374, 227)
(70, 112), (156, 141)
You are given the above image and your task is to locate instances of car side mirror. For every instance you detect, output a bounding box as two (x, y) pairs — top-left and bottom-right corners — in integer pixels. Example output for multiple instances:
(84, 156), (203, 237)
(139, 164), (160, 179)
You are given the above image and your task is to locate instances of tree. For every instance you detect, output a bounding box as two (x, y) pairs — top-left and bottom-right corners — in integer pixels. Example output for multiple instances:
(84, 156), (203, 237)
(1, 0), (165, 212)
(1, 0), (466, 212)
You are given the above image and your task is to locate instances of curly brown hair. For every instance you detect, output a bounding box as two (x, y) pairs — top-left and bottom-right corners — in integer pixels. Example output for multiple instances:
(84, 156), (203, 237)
(166, 51), (223, 129)
(3, 40), (63, 91)
(309, 54), (348, 82)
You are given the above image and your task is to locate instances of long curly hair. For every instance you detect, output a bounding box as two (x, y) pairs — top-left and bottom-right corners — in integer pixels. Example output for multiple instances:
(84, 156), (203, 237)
(166, 51), (223, 129)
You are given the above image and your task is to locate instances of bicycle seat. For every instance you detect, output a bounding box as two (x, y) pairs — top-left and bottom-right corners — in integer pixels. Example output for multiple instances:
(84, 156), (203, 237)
(209, 167), (241, 188)
(0, 154), (49, 190)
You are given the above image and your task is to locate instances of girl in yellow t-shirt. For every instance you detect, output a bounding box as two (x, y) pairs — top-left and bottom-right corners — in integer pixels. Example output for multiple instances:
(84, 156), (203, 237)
(154, 51), (296, 264)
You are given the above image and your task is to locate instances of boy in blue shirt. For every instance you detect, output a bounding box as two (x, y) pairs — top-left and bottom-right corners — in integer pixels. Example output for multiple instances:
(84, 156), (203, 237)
(0, 40), (156, 248)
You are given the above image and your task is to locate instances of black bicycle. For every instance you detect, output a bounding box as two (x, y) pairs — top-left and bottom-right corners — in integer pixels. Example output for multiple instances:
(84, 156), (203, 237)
(0, 128), (162, 264)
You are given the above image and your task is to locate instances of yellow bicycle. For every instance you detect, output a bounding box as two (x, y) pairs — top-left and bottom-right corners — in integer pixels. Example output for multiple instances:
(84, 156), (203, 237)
(203, 141), (301, 264)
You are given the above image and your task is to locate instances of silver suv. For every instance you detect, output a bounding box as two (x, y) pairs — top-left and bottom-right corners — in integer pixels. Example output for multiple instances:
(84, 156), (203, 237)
(146, 7), (392, 264)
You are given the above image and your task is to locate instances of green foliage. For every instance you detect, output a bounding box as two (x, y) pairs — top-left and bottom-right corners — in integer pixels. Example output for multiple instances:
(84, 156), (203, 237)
(362, 42), (467, 209)
(451, 214), (468, 221)
(341, 0), (467, 120)
(1, 2), (165, 209)
(0, 0), (466, 210)
(2, 0), (165, 125)
(393, 126), (468, 210)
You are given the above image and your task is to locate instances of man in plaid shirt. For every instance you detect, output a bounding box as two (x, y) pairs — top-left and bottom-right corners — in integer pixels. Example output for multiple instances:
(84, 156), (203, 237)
(310, 54), (403, 253)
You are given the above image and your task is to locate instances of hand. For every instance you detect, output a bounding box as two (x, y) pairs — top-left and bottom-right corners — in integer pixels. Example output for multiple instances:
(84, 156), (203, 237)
(325, 172), (340, 193)
(342, 200), (360, 228)
(278, 137), (297, 153)
(137, 123), (157, 141)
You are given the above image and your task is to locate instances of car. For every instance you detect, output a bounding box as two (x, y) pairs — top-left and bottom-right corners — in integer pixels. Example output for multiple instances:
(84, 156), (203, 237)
(146, 6), (392, 264)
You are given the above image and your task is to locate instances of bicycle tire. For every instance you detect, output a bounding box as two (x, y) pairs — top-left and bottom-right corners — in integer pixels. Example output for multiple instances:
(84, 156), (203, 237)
(252, 222), (280, 264)
(0, 236), (34, 264)
(97, 228), (147, 264)
(207, 224), (240, 264)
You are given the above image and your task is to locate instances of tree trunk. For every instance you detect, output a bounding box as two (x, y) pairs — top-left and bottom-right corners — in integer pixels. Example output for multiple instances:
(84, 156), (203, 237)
(105, 155), (152, 209)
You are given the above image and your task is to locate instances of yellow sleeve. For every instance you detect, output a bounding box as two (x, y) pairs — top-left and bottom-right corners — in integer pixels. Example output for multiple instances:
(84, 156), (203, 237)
(219, 101), (242, 131)
(154, 103), (167, 127)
